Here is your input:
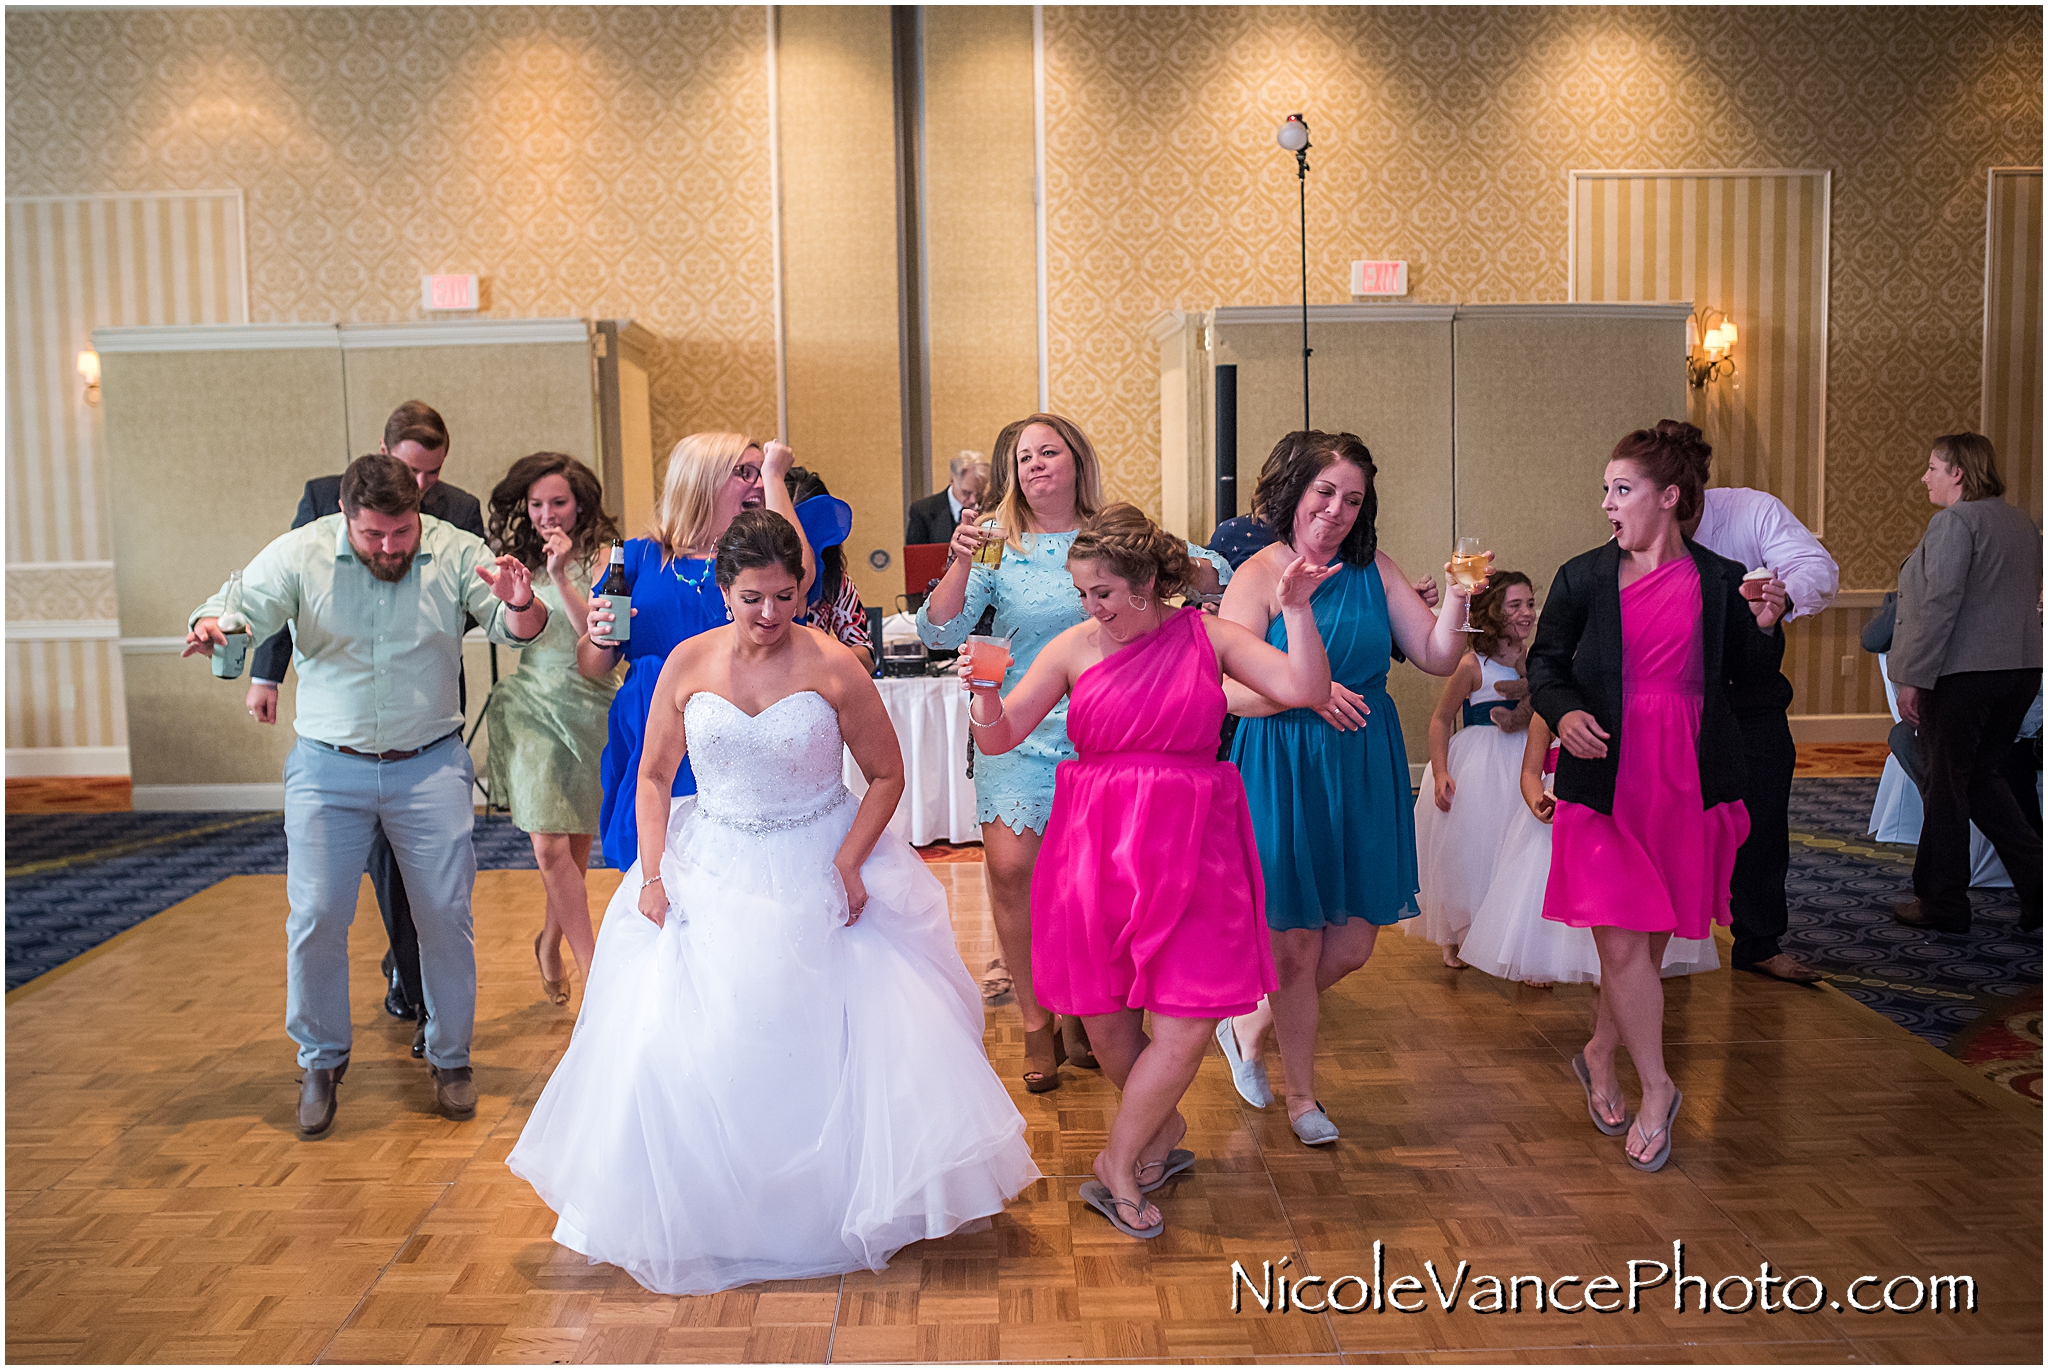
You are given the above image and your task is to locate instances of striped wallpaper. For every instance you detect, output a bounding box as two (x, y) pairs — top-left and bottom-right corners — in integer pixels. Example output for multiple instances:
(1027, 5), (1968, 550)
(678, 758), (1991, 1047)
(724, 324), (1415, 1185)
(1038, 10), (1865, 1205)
(3, 191), (247, 768)
(1983, 168), (2042, 524)
(1569, 170), (1831, 535)
(1567, 170), (1878, 726)
(1783, 596), (1886, 722)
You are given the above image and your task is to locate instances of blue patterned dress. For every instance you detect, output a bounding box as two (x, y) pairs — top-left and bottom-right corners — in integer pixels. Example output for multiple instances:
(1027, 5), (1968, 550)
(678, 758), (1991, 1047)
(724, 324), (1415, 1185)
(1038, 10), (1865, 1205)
(917, 531), (1231, 834)
(1232, 559), (1420, 929)
(597, 538), (729, 870)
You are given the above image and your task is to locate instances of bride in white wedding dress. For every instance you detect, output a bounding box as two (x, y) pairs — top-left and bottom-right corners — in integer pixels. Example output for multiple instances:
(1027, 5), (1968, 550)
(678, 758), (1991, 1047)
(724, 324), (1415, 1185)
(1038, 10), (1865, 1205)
(507, 510), (1040, 1297)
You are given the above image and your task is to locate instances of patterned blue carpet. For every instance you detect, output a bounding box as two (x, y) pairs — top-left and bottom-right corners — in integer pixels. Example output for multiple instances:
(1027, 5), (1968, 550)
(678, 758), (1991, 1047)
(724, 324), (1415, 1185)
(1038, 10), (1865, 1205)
(4, 810), (574, 991)
(1782, 778), (2037, 1052)
(6, 782), (2037, 1060)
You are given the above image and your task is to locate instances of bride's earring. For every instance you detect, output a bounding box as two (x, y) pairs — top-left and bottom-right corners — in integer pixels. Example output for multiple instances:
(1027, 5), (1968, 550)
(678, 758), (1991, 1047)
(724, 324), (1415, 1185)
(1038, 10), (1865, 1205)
(723, 597), (734, 622)
(1128, 594), (1148, 611)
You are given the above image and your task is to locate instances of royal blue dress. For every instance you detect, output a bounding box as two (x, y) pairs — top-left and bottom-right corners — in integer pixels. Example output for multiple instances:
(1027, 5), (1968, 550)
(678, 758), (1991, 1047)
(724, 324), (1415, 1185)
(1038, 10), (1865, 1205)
(1231, 559), (1420, 929)
(597, 538), (729, 870)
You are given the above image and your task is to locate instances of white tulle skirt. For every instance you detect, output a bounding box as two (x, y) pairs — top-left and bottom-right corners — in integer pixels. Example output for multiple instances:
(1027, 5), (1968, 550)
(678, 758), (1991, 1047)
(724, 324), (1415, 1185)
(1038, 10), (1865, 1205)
(506, 794), (1041, 1296)
(1408, 724), (1527, 949)
(1458, 786), (1721, 985)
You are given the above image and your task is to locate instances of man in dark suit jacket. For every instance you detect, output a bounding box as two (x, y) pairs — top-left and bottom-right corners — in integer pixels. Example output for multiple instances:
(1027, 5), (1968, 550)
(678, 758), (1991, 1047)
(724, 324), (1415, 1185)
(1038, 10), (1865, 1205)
(246, 401), (486, 1029)
(906, 450), (988, 547)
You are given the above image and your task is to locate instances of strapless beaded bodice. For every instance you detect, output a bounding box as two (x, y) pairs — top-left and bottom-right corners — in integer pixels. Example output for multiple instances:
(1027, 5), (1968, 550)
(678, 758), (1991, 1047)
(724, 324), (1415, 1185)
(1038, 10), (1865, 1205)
(682, 690), (851, 834)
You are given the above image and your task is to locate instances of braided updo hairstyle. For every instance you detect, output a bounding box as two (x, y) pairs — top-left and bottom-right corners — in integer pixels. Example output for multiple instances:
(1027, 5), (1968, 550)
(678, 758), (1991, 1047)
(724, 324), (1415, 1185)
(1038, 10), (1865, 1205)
(713, 508), (804, 589)
(1609, 419), (1712, 521)
(1067, 503), (1199, 601)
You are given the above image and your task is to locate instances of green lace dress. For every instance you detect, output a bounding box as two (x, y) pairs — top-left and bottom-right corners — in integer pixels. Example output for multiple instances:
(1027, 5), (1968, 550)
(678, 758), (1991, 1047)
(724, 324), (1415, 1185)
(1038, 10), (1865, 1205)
(485, 565), (618, 835)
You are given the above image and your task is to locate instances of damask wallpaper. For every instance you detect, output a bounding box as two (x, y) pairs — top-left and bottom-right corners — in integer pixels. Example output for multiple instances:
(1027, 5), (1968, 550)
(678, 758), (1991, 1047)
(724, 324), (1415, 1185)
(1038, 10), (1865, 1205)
(4, 6), (781, 470)
(4, 5), (2038, 757)
(1038, 5), (2042, 589)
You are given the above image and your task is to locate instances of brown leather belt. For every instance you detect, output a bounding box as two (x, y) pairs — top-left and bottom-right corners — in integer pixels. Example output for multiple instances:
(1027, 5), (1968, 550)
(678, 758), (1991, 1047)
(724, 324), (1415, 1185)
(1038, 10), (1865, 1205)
(321, 729), (463, 762)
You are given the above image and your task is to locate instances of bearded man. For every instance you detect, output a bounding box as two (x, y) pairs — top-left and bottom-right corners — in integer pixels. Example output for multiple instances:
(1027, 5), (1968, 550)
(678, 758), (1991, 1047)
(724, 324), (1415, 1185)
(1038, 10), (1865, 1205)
(186, 453), (548, 1137)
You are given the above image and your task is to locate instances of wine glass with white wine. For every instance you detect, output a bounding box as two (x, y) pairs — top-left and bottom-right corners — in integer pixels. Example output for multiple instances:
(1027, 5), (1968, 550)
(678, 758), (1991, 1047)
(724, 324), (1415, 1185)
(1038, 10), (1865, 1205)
(1450, 536), (1492, 633)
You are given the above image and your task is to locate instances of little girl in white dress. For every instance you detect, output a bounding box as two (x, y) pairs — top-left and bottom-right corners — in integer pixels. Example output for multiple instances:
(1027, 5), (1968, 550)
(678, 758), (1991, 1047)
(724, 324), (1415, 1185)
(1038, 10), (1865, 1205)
(1409, 573), (1538, 967)
(1458, 716), (1721, 986)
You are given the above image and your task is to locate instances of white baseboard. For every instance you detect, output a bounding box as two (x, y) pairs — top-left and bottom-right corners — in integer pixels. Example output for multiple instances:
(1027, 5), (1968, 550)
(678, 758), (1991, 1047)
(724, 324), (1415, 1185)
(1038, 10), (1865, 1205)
(6, 745), (130, 777)
(1790, 714), (1893, 744)
(131, 782), (284, 811)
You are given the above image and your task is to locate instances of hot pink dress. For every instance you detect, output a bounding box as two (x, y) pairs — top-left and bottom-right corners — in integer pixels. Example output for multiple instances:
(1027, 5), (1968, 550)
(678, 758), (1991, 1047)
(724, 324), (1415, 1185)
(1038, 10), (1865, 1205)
(1031, 607), (1278, 1019)
(1543, 557), (1749, 938)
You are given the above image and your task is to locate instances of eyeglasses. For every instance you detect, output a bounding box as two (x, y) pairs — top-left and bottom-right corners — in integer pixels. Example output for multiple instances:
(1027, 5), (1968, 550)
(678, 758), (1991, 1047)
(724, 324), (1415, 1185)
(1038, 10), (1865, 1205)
(732, 463), (762, 483)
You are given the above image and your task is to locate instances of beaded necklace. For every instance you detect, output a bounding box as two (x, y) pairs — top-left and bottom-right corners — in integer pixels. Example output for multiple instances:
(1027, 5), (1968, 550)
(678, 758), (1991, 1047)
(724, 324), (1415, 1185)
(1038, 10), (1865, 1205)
(672, 554), (715, 590)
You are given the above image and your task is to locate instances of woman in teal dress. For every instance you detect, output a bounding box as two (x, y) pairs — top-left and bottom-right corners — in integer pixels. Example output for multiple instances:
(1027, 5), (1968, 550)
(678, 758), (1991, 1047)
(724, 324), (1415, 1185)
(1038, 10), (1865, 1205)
(484, 453), (623, 1007)
(918, 413), (1231, 1091)
(1218, 431), (1481, 1144)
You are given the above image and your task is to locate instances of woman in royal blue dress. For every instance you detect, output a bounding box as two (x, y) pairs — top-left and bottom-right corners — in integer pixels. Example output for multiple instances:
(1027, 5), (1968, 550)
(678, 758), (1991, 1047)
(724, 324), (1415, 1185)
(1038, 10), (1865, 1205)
(578, 432), (814, 872)
(1217, 431), (1480, 1145)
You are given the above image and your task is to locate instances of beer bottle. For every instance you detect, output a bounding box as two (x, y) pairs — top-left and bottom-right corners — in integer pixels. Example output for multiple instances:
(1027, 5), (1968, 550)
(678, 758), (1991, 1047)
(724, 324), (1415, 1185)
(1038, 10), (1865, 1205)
(599, 541), (631, 644)
(211, 570), (252, 680)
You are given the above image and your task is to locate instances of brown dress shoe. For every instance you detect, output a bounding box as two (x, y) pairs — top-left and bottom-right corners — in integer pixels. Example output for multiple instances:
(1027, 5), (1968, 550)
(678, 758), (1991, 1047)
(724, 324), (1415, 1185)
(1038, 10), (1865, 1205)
(430, 1064), (477, 1120)
(1735, 952), (1825, 984)
(1893, 900), (1971, 935)
(298, 1059), (348, 1138)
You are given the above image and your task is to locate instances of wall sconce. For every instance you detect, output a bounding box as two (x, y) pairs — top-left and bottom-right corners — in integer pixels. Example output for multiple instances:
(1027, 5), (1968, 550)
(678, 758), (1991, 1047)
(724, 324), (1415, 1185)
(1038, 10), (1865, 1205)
(1686, 309), (1737, 389)
(76, 348), (101, 406)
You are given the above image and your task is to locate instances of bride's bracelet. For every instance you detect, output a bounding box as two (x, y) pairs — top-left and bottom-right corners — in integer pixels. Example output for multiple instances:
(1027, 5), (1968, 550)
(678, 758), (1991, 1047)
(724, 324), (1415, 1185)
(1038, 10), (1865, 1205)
(967, 695), (1005, 729)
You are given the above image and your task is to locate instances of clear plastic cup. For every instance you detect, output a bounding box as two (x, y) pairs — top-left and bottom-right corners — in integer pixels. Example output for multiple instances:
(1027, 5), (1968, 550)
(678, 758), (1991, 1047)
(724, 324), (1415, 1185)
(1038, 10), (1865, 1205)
(964, 634), (1012, 689)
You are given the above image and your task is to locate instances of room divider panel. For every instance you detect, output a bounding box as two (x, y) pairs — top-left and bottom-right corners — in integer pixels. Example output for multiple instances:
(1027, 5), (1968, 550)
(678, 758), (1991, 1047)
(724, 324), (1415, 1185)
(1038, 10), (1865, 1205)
(1157, 302), (1690, 771)
(94, 318), (650, 807)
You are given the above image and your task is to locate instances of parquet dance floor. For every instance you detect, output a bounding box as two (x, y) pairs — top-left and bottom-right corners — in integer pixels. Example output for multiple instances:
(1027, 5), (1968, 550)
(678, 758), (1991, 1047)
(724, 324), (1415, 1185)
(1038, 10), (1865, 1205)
(7, 867), (2039, 1364)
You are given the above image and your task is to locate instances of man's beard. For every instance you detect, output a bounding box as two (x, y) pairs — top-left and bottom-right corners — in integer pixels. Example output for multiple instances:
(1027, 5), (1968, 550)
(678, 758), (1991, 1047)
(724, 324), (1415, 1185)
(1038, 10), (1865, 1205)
(363, 548), (416, 583)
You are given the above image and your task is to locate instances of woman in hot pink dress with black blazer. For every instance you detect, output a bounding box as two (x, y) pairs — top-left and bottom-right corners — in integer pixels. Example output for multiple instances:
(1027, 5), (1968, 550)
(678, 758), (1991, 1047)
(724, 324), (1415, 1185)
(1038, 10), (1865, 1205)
(1527, 423), (1788, 1173)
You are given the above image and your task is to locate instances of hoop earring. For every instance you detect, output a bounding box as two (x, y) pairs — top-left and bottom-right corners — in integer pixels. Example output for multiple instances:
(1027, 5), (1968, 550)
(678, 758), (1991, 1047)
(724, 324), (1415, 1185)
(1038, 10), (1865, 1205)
(1128, 594), (1148, 611)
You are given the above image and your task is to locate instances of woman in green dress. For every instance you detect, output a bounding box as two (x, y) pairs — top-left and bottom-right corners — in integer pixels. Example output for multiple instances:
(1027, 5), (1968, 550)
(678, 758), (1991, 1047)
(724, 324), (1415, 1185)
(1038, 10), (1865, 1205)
(485, 453), (622, 1006)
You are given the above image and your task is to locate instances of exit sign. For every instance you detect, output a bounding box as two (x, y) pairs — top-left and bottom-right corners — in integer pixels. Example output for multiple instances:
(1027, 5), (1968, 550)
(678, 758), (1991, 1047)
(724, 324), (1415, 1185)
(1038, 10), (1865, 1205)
(421, 274), (479, 311)
(1350, 260), (1409, 296)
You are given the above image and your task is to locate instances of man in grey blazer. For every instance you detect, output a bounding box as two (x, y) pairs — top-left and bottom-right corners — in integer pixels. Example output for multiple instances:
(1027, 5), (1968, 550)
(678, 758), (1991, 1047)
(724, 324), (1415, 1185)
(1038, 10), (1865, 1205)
(1888, 433), (2042, 933)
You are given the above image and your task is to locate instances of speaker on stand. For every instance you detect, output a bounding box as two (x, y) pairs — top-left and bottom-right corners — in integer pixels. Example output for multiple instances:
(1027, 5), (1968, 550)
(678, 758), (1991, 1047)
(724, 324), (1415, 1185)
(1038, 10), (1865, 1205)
(1215, 363), (1239, 523)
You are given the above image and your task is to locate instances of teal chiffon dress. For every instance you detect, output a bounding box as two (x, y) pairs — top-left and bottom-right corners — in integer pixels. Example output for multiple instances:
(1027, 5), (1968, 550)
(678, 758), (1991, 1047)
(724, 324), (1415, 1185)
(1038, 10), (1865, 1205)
(1231, 559), (1420, 929)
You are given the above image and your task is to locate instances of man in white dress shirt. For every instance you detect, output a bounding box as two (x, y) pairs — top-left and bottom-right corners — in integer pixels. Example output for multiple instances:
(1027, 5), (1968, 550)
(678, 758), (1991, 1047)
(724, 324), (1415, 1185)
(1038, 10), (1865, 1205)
(1685, 481), (1840, 983)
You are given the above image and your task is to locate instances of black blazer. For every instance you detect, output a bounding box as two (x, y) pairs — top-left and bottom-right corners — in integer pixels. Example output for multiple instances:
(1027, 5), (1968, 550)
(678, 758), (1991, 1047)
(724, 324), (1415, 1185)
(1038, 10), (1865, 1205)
(905, 489), (961, 547)
(252, 475), (486, 682)
(1527, 539), (1785, 815)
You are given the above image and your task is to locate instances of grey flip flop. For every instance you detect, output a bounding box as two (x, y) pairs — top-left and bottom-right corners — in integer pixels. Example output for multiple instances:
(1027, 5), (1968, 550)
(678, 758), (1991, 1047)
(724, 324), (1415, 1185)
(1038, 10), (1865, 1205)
(1137, 1148), (1195, 1194)
(1573, 1053), (1631, 1137)
(1079, 1179), (1163, 1238)
(1627, 1089), (1683, 1173)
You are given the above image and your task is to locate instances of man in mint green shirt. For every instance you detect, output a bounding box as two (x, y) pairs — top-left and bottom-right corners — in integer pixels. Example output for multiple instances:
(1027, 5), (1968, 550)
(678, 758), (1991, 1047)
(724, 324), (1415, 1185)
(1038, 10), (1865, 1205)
(186, 454), (548, 1137)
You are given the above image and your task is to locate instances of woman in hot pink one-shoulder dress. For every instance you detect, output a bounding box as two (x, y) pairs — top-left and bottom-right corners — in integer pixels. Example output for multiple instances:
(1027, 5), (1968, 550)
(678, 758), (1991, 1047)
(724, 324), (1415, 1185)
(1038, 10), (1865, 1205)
(962, 504), (1334, 1242)
(1030, 604), (1270, 1020)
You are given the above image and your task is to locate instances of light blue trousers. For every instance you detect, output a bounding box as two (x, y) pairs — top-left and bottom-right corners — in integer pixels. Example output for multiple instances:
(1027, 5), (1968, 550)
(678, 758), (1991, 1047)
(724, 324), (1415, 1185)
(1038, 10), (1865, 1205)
(282, 734), (477, 1070)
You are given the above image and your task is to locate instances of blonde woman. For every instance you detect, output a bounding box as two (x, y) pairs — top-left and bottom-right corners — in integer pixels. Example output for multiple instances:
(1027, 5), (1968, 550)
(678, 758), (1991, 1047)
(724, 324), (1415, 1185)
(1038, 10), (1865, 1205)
(918, 414), (1228, 1092)
(580, 432), (813, 871)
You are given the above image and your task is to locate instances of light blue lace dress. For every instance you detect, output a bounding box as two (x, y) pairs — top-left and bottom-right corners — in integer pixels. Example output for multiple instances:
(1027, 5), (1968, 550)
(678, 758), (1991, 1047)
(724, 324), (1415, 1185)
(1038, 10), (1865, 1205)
(916, 531), (1231, 834)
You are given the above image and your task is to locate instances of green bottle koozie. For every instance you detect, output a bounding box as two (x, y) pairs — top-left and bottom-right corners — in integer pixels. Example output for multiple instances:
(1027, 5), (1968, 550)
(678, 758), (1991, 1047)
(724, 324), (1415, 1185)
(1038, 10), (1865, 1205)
(605, 594), (631, 644)
(212, 631), (251, 680)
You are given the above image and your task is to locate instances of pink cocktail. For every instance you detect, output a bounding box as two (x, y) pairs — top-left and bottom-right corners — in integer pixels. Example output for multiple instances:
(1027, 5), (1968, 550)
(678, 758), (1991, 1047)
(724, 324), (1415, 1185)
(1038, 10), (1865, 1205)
(965, 634), (1012, 689)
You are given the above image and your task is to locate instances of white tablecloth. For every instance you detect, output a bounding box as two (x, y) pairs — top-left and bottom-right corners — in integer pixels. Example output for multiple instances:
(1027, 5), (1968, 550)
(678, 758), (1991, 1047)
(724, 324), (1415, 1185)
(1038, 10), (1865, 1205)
(843, 674), (981, 846)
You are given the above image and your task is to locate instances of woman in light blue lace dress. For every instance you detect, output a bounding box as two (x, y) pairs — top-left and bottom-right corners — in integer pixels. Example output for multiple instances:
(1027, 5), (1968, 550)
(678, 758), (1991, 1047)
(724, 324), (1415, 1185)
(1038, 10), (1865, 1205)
(918, 414), (1230, 1092)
